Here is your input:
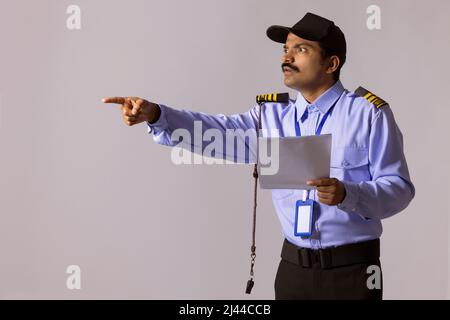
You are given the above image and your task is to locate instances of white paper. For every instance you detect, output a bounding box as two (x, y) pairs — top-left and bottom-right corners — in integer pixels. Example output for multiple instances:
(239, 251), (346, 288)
(258, 134), (332, 190)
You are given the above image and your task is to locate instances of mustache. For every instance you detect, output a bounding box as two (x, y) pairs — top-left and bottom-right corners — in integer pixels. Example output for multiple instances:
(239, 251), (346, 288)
(281, 63), (299, 72)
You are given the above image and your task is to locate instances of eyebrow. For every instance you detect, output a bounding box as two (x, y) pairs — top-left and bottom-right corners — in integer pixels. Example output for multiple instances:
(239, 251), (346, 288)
(283, 43), (314, 49)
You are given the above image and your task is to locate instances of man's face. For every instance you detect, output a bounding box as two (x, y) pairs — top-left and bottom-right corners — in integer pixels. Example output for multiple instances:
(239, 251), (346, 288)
(281, 32), (329, 91)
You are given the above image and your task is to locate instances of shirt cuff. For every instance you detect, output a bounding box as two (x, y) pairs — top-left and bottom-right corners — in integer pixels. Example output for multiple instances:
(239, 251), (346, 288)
(147, 103), (168, 134)
(337, 180), (359, 214)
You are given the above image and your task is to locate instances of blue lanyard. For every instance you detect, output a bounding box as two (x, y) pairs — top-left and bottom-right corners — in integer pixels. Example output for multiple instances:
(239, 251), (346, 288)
(294, 103), (336, 137)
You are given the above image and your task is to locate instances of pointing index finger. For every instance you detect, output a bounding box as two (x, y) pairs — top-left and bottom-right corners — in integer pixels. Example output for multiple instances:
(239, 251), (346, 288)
(102, 97), (125, 104)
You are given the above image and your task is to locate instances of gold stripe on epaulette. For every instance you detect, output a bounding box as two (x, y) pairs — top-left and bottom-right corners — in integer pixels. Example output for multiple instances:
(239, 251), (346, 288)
(356, 86), (387, 109)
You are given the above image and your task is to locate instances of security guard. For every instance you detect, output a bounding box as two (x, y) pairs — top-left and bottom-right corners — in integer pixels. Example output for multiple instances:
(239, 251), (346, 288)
(103, 12), (415, 300)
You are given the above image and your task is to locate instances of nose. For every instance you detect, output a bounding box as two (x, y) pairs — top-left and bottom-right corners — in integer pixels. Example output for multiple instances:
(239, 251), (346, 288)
(282, 50), (294, 64)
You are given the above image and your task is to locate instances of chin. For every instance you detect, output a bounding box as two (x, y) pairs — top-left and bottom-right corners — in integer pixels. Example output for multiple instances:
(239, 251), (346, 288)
(283, 78), (293, 86)
(284, 79), (300, 90)
(284, 83), (294, 90)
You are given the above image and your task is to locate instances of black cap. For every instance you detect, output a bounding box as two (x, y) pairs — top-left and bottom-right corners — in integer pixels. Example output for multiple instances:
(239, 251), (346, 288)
(266, 12), (346, 62)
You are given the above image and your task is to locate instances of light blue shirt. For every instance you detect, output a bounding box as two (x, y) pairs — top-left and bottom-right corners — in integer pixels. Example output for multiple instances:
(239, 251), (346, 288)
(147, 80), (415, 249)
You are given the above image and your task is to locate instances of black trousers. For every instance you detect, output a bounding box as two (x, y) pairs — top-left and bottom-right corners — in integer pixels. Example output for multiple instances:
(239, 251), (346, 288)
(274, 245), (383, 300)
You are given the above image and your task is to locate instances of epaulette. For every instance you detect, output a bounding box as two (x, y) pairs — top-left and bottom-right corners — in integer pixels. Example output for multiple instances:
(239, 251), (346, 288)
(256, 92), (290, 104)
(354, 86), (388, 109)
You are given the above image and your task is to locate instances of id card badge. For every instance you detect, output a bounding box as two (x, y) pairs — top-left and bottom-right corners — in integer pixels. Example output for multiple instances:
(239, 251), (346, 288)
(294, 191), (313, 237)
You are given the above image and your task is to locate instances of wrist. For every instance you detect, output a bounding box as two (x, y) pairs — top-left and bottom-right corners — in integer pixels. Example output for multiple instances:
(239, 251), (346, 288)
(147, 102), (161, 124)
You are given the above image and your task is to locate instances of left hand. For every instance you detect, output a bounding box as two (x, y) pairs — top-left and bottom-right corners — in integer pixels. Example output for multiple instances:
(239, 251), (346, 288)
(306, 178), (346, 206)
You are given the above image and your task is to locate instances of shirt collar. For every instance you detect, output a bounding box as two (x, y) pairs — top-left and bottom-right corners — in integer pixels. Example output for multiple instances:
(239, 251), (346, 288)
(295, 80), (345, 122)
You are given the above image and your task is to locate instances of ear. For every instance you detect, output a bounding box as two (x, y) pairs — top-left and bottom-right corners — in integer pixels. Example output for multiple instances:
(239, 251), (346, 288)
(326, 55), (340, 74)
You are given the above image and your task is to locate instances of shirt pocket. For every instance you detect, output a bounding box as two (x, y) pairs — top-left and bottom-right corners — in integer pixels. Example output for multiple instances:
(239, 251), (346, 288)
(330, 146), (371, 182)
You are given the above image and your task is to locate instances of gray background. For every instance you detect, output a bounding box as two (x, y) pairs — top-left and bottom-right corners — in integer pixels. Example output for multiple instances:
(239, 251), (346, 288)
(0, 0), (449, 299)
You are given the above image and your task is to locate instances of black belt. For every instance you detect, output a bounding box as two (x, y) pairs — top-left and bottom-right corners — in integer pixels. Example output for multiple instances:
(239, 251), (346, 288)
(281, 238), (380, 269)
